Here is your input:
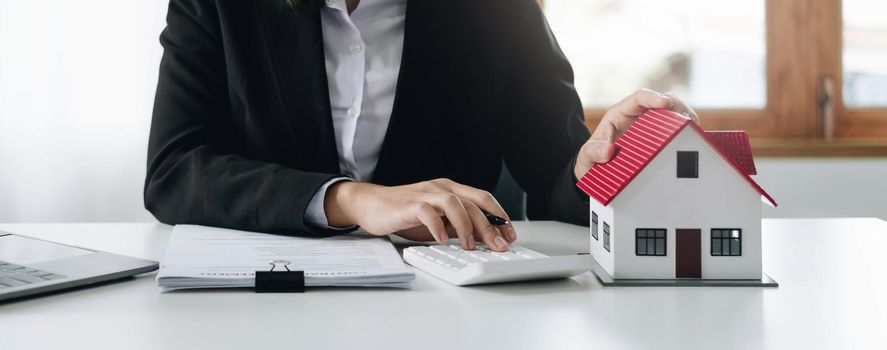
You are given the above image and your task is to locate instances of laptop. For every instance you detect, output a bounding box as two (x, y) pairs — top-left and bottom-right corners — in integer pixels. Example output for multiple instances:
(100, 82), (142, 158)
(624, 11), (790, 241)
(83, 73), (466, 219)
(0, 231), (158, 302)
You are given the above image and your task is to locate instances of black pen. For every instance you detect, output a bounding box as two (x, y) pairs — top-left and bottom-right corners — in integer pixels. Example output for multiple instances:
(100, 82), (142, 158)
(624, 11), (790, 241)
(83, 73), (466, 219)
(484, 212), (509, 226)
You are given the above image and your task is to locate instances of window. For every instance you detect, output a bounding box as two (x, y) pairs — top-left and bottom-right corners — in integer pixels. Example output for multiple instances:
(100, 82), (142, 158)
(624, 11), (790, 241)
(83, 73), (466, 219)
(636, 229), (666, 256)
(711, 229), (742, 256)
(544, 0), (765, 109)
(603, 222), (611, 252)
(544, 0), (887, 156)
(676, 151), (698, 178)
(843, 0), (887, 107)
(591, 211), (599, 240)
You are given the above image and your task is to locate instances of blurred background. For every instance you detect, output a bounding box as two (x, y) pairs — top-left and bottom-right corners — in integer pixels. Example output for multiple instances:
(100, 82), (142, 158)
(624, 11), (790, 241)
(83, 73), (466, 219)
(0, 0), (885, 222)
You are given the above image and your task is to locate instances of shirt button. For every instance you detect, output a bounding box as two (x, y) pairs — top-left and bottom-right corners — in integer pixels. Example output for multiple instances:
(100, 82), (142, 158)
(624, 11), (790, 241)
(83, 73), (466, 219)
(348, 43), (362, 54)
(347, 108), (358, 118)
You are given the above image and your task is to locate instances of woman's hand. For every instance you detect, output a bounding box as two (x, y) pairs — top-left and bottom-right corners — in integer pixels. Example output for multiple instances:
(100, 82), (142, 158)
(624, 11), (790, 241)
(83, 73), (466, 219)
(574, 89), (699, 179)
(324, 179), (517, 252)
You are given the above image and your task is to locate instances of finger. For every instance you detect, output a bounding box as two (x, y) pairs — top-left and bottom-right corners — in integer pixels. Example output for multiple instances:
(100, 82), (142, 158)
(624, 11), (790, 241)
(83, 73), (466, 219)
(426, 193), (475, 250)
(462, 201), (509, 252)
(443, 221), (457, 238)
(393, 225), (437, 243)
(601, 89), (674, 136)
(438, 182), (518, 243)
(610, 88), (674, 120)
(422, 179), (516, 243)
(442, 222), (481, 251)
(414, 202), (448, 244)
(580, 138), (616, 165)
(664, 92), (699, 125)
(590, 116), (618, 142)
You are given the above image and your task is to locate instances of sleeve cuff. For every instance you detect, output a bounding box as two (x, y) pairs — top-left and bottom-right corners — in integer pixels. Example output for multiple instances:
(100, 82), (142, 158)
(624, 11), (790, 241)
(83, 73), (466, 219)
(305, 177), (358, 231)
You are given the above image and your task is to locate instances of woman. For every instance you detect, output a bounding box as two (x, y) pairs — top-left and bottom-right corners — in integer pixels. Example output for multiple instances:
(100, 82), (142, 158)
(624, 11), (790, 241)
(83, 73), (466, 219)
(145, 0), (697, 252)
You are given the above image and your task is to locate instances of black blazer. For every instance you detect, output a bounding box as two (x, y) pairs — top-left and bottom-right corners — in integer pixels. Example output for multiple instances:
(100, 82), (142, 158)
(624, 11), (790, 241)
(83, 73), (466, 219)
(145, 0), (591, 236)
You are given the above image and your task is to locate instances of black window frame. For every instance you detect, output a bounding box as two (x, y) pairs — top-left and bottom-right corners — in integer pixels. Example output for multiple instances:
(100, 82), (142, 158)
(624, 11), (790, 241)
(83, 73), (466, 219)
(677, 151), (699, 178)
(711, 228), (742, 256)
(591, 212), (599, 240)
(635, 229), (667, 256)
(603, 222), (611, 252)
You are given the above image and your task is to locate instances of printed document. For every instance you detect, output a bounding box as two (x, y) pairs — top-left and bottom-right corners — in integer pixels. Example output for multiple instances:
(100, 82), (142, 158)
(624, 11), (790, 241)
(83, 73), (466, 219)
(157, 225), (414, 291)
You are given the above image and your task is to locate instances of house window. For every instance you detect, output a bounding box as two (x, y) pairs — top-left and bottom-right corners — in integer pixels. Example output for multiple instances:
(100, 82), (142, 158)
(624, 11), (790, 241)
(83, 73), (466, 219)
(711, 229), (742, 256)
(591, 212), (599, 240)
(636, 229), (666, 256)
(677, 151), (699, 178)
(603, 222), (611, 252)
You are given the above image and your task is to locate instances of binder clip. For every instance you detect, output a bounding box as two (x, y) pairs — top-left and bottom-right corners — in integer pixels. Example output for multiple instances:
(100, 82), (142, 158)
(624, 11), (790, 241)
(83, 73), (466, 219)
(255, 260), (305, 293)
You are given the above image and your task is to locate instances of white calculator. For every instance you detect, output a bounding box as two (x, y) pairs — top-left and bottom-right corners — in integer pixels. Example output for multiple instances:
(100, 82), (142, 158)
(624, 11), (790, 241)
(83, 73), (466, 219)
(403, 243), (590, 286)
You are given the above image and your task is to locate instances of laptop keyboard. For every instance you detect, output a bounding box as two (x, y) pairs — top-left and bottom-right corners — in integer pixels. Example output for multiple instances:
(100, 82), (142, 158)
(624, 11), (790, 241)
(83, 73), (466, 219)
(0, 260), (66, 288)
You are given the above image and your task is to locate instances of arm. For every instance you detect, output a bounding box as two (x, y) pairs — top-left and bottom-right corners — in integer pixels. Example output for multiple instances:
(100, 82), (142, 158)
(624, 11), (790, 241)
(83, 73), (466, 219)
(148, 0), (518, 250)
(499, 1), (701, 226)
(498, 0), (590, 225)
(144, 0), (341, 236)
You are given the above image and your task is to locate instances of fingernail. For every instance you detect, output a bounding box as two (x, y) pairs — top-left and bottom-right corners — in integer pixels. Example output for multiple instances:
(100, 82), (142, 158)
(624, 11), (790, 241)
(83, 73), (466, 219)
(467, 235), (476, 250)
(437, 232), (448, 244)
(494, 236), (508, 250)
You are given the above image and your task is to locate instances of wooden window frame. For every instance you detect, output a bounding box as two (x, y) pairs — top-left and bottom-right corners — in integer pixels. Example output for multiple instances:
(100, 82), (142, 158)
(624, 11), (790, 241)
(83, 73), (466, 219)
(561, 0), (887, 156)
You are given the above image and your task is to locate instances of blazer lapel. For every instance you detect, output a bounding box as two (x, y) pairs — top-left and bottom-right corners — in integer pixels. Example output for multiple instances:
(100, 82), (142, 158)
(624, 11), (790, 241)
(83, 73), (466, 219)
(256, 3), (340, 173)
(372, 0), (447, 185)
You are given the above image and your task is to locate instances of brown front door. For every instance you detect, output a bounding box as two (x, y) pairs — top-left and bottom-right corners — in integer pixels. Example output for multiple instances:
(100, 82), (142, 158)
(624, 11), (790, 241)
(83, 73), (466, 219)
(675, 229), (702, 278)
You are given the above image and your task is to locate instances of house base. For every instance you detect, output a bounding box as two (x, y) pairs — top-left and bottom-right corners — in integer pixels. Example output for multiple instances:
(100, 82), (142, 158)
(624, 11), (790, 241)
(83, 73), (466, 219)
(591, 261), (778, 287)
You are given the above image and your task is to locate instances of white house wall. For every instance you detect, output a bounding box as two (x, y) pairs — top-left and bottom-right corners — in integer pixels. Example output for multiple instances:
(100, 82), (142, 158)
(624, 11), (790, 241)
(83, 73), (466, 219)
(589, 197), (615, 275)
(609, 127), (763, 279)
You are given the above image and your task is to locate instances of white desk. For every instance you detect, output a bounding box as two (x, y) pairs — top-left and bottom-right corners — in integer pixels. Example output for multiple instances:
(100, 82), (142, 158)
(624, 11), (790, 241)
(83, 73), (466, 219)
(1, 219), (885, 350)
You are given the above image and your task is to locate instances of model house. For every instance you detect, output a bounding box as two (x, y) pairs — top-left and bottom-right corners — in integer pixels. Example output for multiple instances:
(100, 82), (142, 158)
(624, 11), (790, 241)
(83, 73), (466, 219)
(576, 109), (777, 285)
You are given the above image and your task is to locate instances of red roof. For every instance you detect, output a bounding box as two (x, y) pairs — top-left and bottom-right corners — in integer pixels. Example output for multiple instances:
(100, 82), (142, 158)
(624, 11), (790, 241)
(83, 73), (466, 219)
(576, 109), (776, 207)
(704, 131), (757, 175)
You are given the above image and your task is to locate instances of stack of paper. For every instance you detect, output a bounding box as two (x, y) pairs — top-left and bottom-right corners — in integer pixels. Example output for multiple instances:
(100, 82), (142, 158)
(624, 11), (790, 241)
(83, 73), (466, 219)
(157, 225), (414, 291)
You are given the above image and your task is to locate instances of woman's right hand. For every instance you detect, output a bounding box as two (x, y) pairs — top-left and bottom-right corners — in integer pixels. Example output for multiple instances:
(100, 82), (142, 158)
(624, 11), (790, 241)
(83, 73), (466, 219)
(323, 179), (517, 252)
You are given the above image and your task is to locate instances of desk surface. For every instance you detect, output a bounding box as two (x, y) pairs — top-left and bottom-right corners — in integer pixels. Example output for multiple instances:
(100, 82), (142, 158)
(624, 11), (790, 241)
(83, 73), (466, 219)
(1, 219), (885, 350)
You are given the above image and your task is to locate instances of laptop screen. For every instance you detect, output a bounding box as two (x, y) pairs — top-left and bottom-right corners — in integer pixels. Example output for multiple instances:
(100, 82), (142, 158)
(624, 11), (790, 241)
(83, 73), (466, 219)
(0, 234), (92, 265)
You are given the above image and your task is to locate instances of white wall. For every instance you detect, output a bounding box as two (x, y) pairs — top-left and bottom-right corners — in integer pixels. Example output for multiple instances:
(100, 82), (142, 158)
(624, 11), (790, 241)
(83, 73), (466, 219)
(755, 158), (887, 220)
(0, 0), (169, 222)
(588, 198), (615, 275)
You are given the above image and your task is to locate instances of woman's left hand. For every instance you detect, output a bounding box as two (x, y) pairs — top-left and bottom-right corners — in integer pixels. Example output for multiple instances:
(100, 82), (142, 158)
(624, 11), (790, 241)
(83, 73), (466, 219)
(574, 89), (699, 179)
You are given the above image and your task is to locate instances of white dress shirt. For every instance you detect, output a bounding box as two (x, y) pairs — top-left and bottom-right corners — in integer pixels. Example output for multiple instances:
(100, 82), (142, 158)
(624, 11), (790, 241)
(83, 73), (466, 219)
(305, 0), (407, 228)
